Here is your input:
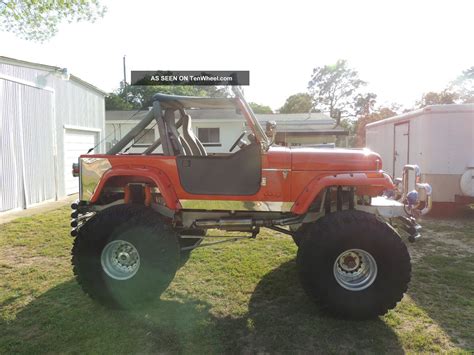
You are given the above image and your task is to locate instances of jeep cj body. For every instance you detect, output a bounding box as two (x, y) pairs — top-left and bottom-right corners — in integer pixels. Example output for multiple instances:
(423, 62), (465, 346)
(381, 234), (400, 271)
(70, 88), (432, 319)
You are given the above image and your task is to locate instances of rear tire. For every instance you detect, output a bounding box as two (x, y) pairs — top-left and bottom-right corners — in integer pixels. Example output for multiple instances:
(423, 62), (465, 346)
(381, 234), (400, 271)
(297, 210), (411, 319)
(72, 204), (179, 309)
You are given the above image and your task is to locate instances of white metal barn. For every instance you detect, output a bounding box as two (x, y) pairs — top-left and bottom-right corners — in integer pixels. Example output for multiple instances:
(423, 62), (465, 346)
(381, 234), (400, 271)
(366, 104), (474, 207)
(0, 56), (106, 213)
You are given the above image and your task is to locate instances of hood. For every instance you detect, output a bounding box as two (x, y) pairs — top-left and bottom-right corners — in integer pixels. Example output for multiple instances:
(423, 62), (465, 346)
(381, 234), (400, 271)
(291, 147), (382, 171)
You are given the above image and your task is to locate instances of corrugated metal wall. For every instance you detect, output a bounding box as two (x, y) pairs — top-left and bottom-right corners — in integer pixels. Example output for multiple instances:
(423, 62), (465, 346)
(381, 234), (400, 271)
(0, 80), (24, 211)
(52, 79), (105, 197)
(0, 80), (56, 211)
(0, 59), (105, 212)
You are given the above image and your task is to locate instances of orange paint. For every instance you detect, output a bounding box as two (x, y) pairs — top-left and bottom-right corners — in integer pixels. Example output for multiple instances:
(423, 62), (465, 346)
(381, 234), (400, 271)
(82, 145), (393, 214)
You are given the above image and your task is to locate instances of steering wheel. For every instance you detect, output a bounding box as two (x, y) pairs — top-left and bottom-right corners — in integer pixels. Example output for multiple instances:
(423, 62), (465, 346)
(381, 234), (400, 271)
(229, 132), (246, 152)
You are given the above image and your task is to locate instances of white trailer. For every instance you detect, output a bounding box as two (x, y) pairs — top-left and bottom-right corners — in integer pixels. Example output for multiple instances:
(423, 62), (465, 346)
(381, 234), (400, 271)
(366, 104), (474, 209)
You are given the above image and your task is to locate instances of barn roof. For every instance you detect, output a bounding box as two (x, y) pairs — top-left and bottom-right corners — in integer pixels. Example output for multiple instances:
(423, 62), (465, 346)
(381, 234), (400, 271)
(0, 56), (107, 96)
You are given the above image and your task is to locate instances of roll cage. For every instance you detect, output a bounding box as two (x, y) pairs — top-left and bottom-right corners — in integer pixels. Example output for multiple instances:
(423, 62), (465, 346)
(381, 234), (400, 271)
(107, 87), (270, 156)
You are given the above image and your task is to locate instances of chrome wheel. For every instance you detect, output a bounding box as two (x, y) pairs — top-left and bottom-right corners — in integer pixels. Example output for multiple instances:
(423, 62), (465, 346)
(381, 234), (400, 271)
(333, 249), (377, 291)
(101, 240), (140, 280)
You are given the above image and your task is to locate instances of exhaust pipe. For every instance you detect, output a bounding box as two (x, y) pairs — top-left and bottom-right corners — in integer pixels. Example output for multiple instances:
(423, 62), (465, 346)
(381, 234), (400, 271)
(401, 165), (433, 216)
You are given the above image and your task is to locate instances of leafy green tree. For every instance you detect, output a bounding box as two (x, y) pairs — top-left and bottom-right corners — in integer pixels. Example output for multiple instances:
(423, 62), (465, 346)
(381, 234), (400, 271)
(249, 102), (273, 114)
(105, 85), (229, 110)
(0, 0), (107, 42)
(279, 93), (312, 113)
(353, 92), (377, 116)
(416, 67), (474, 108)
(355, 106), (398, 147)
(105, 94), (134, 111)
(308, 59), (367, 117)
(450, 66), (474, 103)
(417, 90), (458, 108)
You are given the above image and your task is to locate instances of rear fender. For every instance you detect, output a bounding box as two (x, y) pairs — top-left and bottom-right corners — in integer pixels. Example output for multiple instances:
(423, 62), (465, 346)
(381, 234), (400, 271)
(90, 167), (181, 210)
(291, 172), (394, 214)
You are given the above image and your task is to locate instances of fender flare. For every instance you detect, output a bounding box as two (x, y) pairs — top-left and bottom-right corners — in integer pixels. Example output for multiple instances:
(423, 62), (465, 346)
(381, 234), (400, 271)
(90, 167), (181, 210)
(291, 172), (394, 214)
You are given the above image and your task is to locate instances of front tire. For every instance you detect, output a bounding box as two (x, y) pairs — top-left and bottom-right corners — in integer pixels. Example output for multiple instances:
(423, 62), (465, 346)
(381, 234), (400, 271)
(72, 204), (179, 309)
(297, 210), (411, 319)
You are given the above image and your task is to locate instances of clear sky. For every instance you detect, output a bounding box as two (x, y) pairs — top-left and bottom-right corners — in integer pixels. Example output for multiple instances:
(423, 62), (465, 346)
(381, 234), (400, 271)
(1, 0), (473, 110)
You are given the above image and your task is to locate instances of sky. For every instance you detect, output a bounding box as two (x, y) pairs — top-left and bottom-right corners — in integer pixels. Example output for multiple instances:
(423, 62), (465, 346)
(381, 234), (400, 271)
(1, 0), (473, 111)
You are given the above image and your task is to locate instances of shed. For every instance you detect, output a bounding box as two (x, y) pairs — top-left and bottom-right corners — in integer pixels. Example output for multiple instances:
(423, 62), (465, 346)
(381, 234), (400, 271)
(366, 104), (474, 207)
(0, 56), (106, 213)
(257, 112), (348, 147)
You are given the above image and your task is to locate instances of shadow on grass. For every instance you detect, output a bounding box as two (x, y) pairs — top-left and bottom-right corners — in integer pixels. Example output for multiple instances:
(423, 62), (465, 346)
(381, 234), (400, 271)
(0, 260), (404, 354)
(408, 253), (474, 350)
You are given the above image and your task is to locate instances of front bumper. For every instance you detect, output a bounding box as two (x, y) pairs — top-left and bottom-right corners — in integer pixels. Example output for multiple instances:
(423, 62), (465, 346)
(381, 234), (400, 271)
(356, 164), (432, 242)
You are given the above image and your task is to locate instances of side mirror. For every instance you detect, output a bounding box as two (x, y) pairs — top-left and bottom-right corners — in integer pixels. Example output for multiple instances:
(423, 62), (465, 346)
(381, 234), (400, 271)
(266, 120), (277, 144)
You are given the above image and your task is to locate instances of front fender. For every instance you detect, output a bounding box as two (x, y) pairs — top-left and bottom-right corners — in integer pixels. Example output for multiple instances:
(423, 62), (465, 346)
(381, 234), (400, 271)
(291, 172), (394, 214)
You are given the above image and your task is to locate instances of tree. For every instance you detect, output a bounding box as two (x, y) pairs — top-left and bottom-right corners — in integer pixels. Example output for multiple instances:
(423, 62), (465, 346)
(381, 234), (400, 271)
(249, 102), (273, 114)
(308, 59), (367, 118)
(417, 90), (458, 108)
(354, 106), (398, 147)
(450, 66), (474, 103)
(415, 67), (474, 108)
(279, 93), (312, 113)
(105, 85), (228, 111)
(0, 0), (107, 42)
(105, 94), (134, 111)
(352, 92), (377, 116)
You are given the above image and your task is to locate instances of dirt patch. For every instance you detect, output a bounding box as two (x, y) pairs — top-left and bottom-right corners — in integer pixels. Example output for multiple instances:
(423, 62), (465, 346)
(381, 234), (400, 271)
(409, 220), (474, 261)
(428, 231), (474, 253)
(0, 246), (55, 269)
(423, 217), (474, 232)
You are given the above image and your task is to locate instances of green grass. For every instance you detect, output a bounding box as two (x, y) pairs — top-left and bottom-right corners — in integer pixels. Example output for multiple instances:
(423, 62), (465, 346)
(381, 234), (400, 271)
(0, 208), (473, 354)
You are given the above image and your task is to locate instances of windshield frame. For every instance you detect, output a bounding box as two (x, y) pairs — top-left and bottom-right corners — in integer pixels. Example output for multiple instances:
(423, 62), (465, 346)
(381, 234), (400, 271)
(232, 87), (270, 150)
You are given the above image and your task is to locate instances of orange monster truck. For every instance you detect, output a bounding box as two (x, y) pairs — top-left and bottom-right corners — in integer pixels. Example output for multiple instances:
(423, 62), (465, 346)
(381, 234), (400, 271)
(70, 87), (431, 319)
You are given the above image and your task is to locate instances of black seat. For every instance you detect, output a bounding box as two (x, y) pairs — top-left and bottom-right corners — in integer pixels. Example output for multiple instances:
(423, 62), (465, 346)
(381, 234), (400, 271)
(181, 113), (207, 156)
(179, 136), (192, 155)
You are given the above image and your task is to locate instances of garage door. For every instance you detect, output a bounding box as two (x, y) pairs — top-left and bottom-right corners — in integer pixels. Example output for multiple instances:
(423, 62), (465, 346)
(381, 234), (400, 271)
(64, 129), (98, 195)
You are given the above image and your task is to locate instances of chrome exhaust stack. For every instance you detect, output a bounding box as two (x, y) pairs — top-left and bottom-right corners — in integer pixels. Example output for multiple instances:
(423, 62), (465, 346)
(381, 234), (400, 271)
(400, 165), (433, 216)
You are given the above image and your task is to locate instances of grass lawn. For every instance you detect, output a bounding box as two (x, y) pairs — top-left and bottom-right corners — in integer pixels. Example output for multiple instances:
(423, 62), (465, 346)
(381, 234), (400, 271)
(0, 207), (473, 354)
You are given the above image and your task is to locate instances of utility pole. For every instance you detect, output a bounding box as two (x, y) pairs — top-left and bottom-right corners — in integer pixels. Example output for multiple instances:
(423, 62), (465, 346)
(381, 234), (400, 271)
(121, 55), (127, 88)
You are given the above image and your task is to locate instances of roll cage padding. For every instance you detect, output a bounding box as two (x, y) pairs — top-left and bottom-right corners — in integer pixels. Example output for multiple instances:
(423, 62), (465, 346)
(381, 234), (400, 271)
(163, 108), (185, 156)
(154, 101), (173, 156)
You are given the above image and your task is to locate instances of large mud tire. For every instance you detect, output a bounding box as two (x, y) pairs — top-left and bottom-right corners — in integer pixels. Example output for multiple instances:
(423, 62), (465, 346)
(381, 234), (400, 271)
(297, 210), (411, 319)
(72, 204), (179, 309)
